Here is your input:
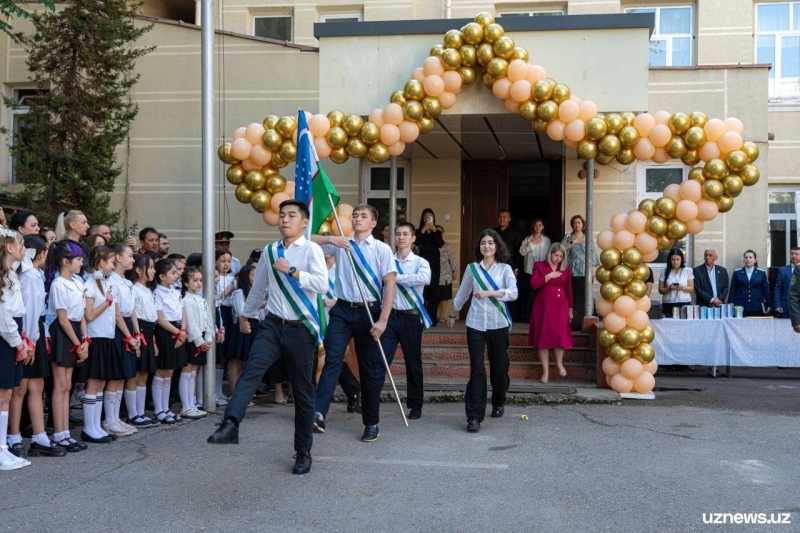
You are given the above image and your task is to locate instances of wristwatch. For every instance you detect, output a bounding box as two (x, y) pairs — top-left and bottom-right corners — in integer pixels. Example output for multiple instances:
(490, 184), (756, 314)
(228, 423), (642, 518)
(288, 267), (297, 275)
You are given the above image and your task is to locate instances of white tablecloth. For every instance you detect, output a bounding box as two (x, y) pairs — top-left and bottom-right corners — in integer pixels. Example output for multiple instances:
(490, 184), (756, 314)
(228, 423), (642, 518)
(651, 318), (800, 367)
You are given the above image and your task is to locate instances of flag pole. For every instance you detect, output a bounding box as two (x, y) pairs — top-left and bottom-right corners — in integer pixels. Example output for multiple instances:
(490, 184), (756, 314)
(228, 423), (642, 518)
(326, 193), (409, 427)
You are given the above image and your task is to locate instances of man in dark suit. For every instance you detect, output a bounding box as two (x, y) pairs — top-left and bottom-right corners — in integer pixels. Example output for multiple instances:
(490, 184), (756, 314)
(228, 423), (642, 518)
(693, 248), (729, 307)
(774, 247), (800, 318)
(788, 264), (800, 332)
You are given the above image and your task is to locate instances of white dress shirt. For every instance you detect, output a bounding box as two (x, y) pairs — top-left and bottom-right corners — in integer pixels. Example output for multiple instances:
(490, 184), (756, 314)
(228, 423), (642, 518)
(231, 289), (246, 321)
(85, 278), (116, 339)
(745, 266), (754, 280)
(20, 268), (45, 344)
(154, 284), (183, 322)
(707, 265), (718, 299)
(454, 260), (518, 331)
(132, 283), (157, 322)
(0, 273), (25, 348)
(49, 275), (86, 322)
(183, 292), (215, 347)
(243, 236), (329, 321)
(108, 271), (135, 318)
(393, 250), (431, 311)
(216, 273), (235, 307)
(321, 234), (396, 303)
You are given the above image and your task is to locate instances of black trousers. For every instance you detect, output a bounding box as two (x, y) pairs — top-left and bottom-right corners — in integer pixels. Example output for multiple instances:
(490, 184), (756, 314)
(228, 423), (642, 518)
(464, 326), (510, 422)
(380, 312), (424, 410)
(421, 252), (441, 323)
(338, 361), (360, 400)
(224, 317), (316, 453)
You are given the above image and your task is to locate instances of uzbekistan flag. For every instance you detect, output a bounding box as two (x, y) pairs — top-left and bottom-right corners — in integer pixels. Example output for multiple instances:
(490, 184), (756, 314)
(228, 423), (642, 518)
(295, 110), (340, 239)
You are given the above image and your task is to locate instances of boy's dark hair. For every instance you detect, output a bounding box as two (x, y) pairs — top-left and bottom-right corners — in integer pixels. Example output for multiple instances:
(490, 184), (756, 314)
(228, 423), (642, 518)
(396, 221), (416, 234)
(186, 253), (202, 269)
(279, 199), (310, 219)
(167, 253), (185, 261)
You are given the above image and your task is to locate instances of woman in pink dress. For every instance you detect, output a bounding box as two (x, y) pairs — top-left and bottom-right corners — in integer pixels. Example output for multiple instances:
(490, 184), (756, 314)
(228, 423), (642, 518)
(528, 243), (573, 383)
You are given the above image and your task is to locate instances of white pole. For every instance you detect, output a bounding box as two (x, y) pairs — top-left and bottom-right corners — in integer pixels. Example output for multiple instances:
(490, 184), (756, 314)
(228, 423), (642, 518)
(584, 159), (594, 320)
(389, 156), (397, 250)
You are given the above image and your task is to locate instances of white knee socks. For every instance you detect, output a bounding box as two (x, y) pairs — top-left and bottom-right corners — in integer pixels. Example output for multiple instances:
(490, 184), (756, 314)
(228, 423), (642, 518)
(152, 377), (164, 415)
(95, 393), (108, 436)
(103, 391), (115, 425)
(161, 379), (172, 414)
(195, 370), (204, 406)
(136, 386), (147, 418)
(125, 389), (138, 419)
(82, 395), (101, 438)
(179, 372), (192, 412)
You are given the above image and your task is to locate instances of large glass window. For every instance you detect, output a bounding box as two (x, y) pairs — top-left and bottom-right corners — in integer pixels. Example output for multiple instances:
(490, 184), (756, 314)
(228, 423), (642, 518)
(10, 89), (47, 184)
(768, 190), (799, 266)
(638, 165), (688, 266)
(363, 162), (410, 241)
(756, 2), (800, 95)
(320, 13), (362, 23)
(498, 10), (564, 17)
(253, 16), (292, 42)
(625, 6), (693, 67)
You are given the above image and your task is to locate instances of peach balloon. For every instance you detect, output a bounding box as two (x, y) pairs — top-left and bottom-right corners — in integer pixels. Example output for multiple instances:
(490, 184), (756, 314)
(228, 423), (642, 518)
(620, 358), (644, 380)
(546, 119), (566, 141)
(653, 110), (671, 125)
(626, 211), (648, 233)
(504, 98), (520, 113)
(558, 100), (580, 123)
(380, 124), (401, 146)
(724, 117), (744, 134)
(383, 103), (404, 126)
(627, 310), (649, 330)
(241, 158), (259, 171)
(609, 373), (633, 393)
(283, 181), (295, 197)
(399, 121), (420, 143)
(388, 141), (406, 156)
(578, 100), (598, 122)
(635, 295), (651, 312)
(698, 141), (721, 162)
(337, 203), (354, 217)
(423, 75), (445, 97)
(230, 138), (252, 160)
(526, 64), (547, 83)
(614, 295), (636, 318)
(633, 371), (655, 393)
(492, 77), (512, 99)
(249, 144), (272, 166)
(604, 312), (626, 334)
(643, 249), (659, 262)
(613, 230), (635, 250)
(643, 359), (658, 375)
(597, 298), (614, 317)
(563, 138), (577, 148)
(507, 59), (528, 82)
(442, 70), (462, 92)
(245, 123), (266, 145)
(510, 79), (532, 103)
(565, 120), (586, 143)
(633, 138), (656, 160)
(687, 218), (705, 235)
(676, 200), (699, 222)
(665, 184), (683, 202)
(368, 108), (385, 128)
(313, 137), (332, 159)
(569, 94), (582, 104)
(270, 192), (289, 212)
(679, 180), (703, 202)
(610, 213), (628, 232)
(633, 113), (655, 137)
(597, 229), (615, 250)
(338, 217), (353, 237)
(309, 114), (330, 137)
(634, 232), (658, 255)
(411, 67), (425, 82)
(652, 147), (670, 164)
(438, 90), (457, 110)
(262, 209), (279, 226)
(718, 131), (743, 154)
(704, 118), (725, 141)
(602, 356), (621, 377)
(649, 124), (672, 147)
(232, 126), (247, 140)
(696, 199), (719, 221)
(422, 56), (445, 76)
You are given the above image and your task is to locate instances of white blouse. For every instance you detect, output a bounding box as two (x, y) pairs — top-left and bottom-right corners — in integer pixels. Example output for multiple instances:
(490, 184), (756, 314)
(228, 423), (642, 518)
(0, 273), (24, 348)
(454, 261), (518, 332)
(183, 292), (215, 348)
(85, 278), (116, 339)
(520, 235), (552, 275)
(660, 267), (695, 304)
(132, 283), (157, 323)
(49, 275), (86, 322)
(108, 272), (135, 318)
(155, 284), (183, 322)
(231, 289), (245, 321)
(20, 268), (45, 344)
(216, 273), (235, 307)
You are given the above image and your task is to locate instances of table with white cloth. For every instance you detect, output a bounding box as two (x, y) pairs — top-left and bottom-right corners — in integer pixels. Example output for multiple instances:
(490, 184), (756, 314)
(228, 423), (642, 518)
(651, 318), (800, 367)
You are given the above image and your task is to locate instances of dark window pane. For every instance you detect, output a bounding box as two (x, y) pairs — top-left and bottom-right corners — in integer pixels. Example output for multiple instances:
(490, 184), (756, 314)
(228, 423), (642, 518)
(370, 167), (405, 191)
(367, 198), (408, 240)
(254, 16), (292, 41)
(645, 167), (682, 192)
(771, 219), (788, 267)
(323, 17), (360, 23)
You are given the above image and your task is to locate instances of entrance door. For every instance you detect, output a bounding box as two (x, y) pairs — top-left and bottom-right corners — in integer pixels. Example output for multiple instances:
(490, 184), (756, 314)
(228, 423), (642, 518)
(460, 160), (508, 274)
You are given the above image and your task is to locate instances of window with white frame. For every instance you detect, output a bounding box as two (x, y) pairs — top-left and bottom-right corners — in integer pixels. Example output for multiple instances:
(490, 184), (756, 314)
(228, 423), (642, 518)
(638, 164), (689, 265)
(253, 15), (292, 41)
(320, 13), (362, 23)
(10, 89), (47, 184)
(363, 161), (410, 240)
(625, 6), (693, 67)
(768, 189), (799, 267)
(498, 10), (564, 17)
(756, 2), (800, 95)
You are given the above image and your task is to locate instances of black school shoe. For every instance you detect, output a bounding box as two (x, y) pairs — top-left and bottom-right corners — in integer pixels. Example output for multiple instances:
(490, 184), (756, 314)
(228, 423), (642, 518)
(361, 425), (380, 442)
(292, 452), (312, 475)
(27, 441), (67, 458)
(80, 431), (113, 444)
(467, 419), (480, 432)
(8, 442), (25, 457)
(207, 419), (239, 444)
(491, 406), (504, 418)
(408, 408), (422, 420)
(347, 392), (362, 414)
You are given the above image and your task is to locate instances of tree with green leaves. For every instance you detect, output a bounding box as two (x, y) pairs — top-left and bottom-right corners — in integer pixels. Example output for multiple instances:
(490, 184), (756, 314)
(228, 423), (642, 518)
(0, 0), (54, 41)
(3, 0), (153, 226)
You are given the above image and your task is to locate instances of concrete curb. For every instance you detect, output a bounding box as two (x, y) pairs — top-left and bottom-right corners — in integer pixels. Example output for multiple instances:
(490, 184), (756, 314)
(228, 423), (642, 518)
(331, 387), (622, 406)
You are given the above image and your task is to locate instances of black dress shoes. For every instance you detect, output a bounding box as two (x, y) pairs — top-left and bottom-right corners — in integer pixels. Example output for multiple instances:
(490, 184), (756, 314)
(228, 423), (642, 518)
(347, 392), (362, 414)
(80, 431), (112, 444)
(361, 425), (380, 442)
(207, 419), (239, 444)
(27, 441), (68, 457)
(408, 408), (422, 420)
(491, 405), (504, 418)
(467, 418), (480, 432)
(292, 452), (312, 475)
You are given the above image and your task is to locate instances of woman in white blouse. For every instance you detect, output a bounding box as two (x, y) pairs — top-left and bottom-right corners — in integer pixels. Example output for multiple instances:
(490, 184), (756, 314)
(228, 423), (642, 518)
(447, 229), (517, 433)
(519, 218), (551, 322)
(658, 248), (694, 317)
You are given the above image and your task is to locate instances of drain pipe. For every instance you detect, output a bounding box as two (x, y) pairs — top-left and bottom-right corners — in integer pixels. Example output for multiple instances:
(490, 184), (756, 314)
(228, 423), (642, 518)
(444, 0), (451, 19)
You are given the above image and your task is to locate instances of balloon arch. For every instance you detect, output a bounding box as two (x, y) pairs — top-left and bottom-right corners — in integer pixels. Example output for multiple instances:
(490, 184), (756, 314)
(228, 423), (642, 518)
(217, 12), (761, 394)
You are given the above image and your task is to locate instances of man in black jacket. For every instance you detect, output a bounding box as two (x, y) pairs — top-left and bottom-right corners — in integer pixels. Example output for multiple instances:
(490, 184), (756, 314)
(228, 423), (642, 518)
(494, 209), (522, 319)
(788, 265), (800, 332)
(693, 248), (729, 307)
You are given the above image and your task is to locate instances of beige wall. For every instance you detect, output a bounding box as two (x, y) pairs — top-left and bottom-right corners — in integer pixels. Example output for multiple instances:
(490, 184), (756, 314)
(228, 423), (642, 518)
(410, 158), (462, 264)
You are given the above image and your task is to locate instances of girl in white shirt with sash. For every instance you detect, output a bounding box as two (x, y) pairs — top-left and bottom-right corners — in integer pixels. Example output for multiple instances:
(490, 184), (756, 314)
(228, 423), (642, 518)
(153, 259), (187, 425)
(448, 229), (517, 433)
(127, 254), (159, 426)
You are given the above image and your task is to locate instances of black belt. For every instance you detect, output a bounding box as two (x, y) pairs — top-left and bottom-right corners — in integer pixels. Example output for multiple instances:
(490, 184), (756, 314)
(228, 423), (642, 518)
(393, 308), (420, 316)
(337, 298), (379, 308)
(266, 312), (304, 327)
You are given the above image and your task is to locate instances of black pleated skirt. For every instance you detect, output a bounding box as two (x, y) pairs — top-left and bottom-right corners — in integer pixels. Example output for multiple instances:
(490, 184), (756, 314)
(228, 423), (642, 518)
(23, 317), (49, 380)
(115, 316), (138, 380)
(136, 320), (158, 373)
(0, 317), (24, 389)
(186, 337), (208, 367)
(217, 305), (233, 360)
(49, 319), (83, 369)
(230, 318), (258, 362)
(155, 321), (187, 370)
(85, 337), (124, 381)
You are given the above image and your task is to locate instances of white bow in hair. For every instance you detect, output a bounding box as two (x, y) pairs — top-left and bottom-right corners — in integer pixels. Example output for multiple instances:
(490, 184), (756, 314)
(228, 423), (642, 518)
(0, 227), (18, 239)
(25, 248), (36, 260)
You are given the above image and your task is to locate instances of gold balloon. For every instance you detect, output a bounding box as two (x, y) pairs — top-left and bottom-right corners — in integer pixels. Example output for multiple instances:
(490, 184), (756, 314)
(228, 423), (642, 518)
(460, 45), (477, 67)
(667, 136), (688, 158)
(684, 126), (706, 149)
(513, 47), (529, 62)
(486, 57), (508, 78)
(638, 199), (656, 218)
(430, 44), (444, 58)
(327, 110), (345, 128)
(477, 43), (495, 67)
(532, 119), (548, 134)
(218, 143), (238, 165)
(493, 36), (515, 59)
(647, 215), (668, 237)
(723, 176), (744, 197)
(681, 149), (701, 166)
(263, 166), (278, 177)
(545, 78), (557, 88)
(481, 72), (494, 88)
(271, 153), (288, 169)
(596, 266), (612, 283)
(742, 141), (759, 163)
(346, 137), (368, 158)
(666, 219), (688, 240)
(620, 112), (637, 127)
(475, 12), (495, 27)
(622, 247), (644, 268)
(633, 263), (651, 281)
(422, 97), (443, 119)
(640, 325), (655, 344)
(605, 114), (624, 135)
(633, 342), (655, 363)
(690, 111), (708, 128)
(367, 142), (390, 163)
(618, 327), (642, 349)
(266, 173), (286, 194)
(717, 194), (734, 213)
(360, 122), (380, 145)
(598, 329), (617, 348)
(595, 153), (616, 165)
(654, 197), (677, 219)
(657, 235), (674, 251)
(601, 281), (624, 301)
(600, 248), (622, 269)
(262, 129), (283, 151)
(441, 48), (462, 70)
(226, 164), (245, 185)
(618, 126), (640, 148)
(444, 29), (464, 49)
(317, 221), (333, 235)
(552, 84), (571, 104)
(327, 127), (348, 148)
(330, 147), (350, 164)
(390, 90), (406, 105)
(586, 118), (608, 141)
(740, 164), (760, 186)
(483, 23), (504, 44)
(234, 183), (253, 204)
(607, 343), (632, 363)
(537, 100), (558, 122)
(403, 100), (424, 122)
(245, 169), (266, 190)
(669, 112), (691, 135)
(279, 140), (297, 162)
(533, 80), (554, 102)
(577, 140), (598, 160)
(519, 100), (538, 121)
(702, 179), (724, 200)
(688, 167), (705, 183)
(624, 280), (647, 299)
(343, 114), (364, 137)
(611, 265), (634, 286)
(419, 116), (435, 134)
(250, 190), (272, 213)
(725, 150), (748, 172)
(616, 148), (636, 165)
(598, 135), (621, 156)
(404, 80), (425, 101)
(458, 66), (477, 85)
(703, 158), (727, 180)
(462, 22), (484, 45)
(262, 115), (279, 130)
(275, 116), (297, 139)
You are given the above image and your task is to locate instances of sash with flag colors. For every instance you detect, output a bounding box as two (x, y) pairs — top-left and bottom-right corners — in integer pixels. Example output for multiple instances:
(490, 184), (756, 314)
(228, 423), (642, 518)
(295, 110), (340, 238)
(468, 262), (512, 329)
(395, 259), (433, 329)
(267, 241), (324, 344)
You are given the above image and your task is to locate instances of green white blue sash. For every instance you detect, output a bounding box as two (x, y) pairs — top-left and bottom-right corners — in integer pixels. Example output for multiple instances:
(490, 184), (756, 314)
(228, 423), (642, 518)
(469, 262), (512, 329)
(326, 278), (336, 301)
(349, 239), (382, 303)
(395, 259), (433, 329)
(267, 241), (323, 343)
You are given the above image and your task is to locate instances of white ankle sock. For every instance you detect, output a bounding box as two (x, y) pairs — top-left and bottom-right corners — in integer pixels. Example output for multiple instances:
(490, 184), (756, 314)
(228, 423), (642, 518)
(124, 389), (138, 419)
(152, 377), (164, 415)
(104, 391), (115, 425)
(215, 369), (223, 397)
(82, 395), (101, 438)
(7, 433), (21, 446)
(161, 380), (172, 414)
(95, 393), (108, 436)
(195, 370), (204, 405)
(32, 432), (50, 447)
(136, 386), (147, 417)
(179, 372), (192, 412)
